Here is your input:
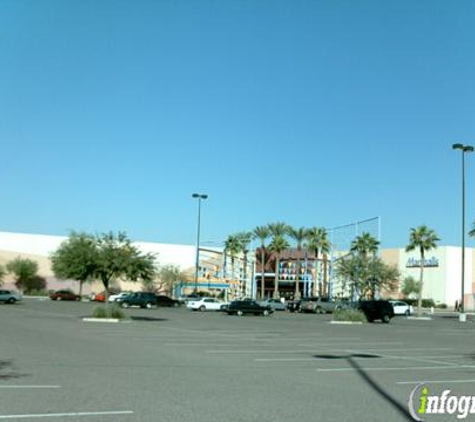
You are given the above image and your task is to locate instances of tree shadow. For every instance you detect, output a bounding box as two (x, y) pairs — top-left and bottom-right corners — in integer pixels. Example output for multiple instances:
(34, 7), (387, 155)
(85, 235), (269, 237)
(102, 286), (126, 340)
(314, 354), (413, 419)
(129, 316), (169, 322)
(0, 360), (27, 380)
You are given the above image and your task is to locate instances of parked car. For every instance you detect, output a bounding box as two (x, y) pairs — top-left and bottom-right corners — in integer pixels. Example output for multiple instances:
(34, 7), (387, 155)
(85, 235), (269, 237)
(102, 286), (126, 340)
(357, 300), (395, 323)
(287, 300), (302, 313)
(0, 289), (22, 304)
(116, 292), (158, 309)
(178, 293), (201, 304)
(91, 290), (120, 302)
(108, 292), (132, 303)
(389, 300), (413, 316)
(155, 295), (181, 307)
(186, 297), (227, 311)
(258, 299), (287, 311)
(226, 300), (273, 316)
(49, 290), (81, 301)
(300, 297), (347, 314)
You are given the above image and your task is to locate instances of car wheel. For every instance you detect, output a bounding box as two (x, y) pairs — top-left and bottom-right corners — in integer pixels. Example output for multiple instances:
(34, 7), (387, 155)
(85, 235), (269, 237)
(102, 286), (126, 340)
(6, 298), (15, 304)
(57, 297), (62, 301)
(316, 306), (322, 314)
(263, 309), (269, 316)
(237, 310), (244, 316)
(382, 314), (390, 323)
(145, 302), (153, 309)
(199, 305), (206, 312)
(121, 302), (130, 308)
(405, 309), (410, 316)
(173, 302), (179, 308)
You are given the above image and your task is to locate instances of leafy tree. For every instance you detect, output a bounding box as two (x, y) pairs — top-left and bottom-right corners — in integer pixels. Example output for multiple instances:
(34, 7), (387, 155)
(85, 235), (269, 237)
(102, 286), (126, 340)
(0, 264), (5, 286)
(6, 258), (41, 293)
(50, 232), (98, 297)
(406, 225), (440, 316)
(154, 264), (187, 295)
(253, 225), (270, 299)
(401, 276), (420, 299)
(236, 231), (253, 297)
(350, 232), (380, 257)
(307, 227), (330, 296)
(288, 226), (308, 299)
(268, 233), (289, 299)
(335, 255), (399, 300)
(94, 232), (157, 306)
(224, 234), (241, 298)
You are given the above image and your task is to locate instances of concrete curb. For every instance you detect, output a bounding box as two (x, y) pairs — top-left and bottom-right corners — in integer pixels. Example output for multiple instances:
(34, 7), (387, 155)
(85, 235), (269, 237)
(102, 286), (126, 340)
(329, 321), (364, 325)
(406, 316), (432, 321)
(82, 318), (130, 323)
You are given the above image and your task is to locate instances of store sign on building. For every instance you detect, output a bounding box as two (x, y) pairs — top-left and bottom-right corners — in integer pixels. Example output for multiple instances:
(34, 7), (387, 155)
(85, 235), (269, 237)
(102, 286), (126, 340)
(406, 257), (439, 268)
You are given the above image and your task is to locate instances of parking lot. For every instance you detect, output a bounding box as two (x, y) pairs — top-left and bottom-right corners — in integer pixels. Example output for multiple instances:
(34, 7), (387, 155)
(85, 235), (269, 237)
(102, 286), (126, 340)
(1, 299), (475, 421)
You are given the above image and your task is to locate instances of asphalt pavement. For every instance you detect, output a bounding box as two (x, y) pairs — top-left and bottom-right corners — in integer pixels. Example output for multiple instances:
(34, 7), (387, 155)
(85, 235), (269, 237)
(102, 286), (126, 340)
(1, 299), (475, 422)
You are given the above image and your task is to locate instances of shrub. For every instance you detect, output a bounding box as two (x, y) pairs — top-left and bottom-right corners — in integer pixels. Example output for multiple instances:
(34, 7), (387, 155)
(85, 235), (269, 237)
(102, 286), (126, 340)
(27, 289), (50, 296)
(92, 305), (127, 319)
(333, 309), (366, 322)
(436, 303), (447, 309)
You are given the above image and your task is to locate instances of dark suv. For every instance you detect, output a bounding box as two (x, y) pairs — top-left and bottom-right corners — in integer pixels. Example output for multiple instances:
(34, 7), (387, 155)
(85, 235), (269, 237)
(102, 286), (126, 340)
(117, 292), (158, 309)
(358, 300), (394, 323)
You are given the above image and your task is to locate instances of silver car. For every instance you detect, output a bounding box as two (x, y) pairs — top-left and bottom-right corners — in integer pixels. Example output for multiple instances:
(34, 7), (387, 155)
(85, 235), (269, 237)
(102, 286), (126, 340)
(0, 289), (22, 304)
(258, 299), (287, 311)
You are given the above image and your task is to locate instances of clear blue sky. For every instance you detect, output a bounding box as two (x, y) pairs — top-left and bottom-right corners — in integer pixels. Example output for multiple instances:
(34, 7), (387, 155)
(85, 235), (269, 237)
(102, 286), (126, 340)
(0, 0), (474, 249)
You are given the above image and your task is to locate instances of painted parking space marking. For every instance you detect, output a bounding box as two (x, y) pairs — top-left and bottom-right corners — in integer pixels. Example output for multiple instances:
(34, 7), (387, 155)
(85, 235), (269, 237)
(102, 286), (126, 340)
(316, 365), (475, 373)
(0, 411), (133, 419)
(397, 379), (475, 385)
(0, 385), (61, 389)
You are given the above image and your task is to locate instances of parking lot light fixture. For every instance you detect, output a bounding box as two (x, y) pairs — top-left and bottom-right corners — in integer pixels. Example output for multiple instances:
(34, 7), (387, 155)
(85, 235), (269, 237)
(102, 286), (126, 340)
(192, 193), (208, 293)
(452, 143), (473, 320)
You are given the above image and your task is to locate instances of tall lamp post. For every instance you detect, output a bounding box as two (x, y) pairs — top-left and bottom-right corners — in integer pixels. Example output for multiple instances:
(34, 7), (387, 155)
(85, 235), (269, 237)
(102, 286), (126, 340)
(452, 143), (473, 320)
(192, 193), (208, 292)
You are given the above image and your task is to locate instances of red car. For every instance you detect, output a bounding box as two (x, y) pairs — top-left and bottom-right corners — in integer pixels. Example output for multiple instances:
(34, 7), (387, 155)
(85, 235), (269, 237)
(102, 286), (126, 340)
(49, 290), (81, 301)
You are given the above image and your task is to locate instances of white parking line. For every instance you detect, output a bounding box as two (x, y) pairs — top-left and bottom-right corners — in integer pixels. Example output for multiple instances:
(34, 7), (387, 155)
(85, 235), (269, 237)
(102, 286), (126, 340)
(397, 379), (475, 385)
(0, 411), (133, 419)
(0, 385), (60, 389)
(316, 365), (475, 373)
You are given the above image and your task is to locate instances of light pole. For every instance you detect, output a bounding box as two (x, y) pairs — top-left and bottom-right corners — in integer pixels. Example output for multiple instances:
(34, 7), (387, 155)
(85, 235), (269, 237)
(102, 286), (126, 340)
(192, 193), (208, 292)
(452, 143), (473, 319)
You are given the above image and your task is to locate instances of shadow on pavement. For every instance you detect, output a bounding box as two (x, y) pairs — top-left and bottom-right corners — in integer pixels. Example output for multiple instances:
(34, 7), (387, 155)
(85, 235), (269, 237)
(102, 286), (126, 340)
(129, 316), (169, 322)
(0, 360), (27, 380)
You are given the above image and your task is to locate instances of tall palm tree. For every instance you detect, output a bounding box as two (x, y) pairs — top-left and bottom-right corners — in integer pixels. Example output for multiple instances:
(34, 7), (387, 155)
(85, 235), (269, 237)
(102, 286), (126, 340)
(224, 234), (241, 299)
(253, 226), (270, 299)
(350, 232), (380, 257)
(268, 234), (290, 299)
(406, 225), (440, 317)
(236, 231), (253, 297)
(288, 227), (308, 299)
(307, 227), (331, 296)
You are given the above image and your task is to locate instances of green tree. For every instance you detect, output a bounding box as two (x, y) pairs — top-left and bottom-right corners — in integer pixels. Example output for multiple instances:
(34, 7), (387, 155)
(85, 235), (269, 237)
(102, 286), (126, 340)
(268, 234), (289, 299)
(288, 226), (308, 299)
(50, 232), (98, 297)
(307, 227), (331, 296)
(335, 255), (399, 300)
(406, 225), (440, 316)
(94, 232), (157, 307)
(236, 231), (253, 298)
(401, 276), (420, 299)
(224, 234), (241, 298)
(253, 225), (270, 299)
(0, 264), (5, 286)
(350, 232), (380, 257)
(6, 257), (43, 293)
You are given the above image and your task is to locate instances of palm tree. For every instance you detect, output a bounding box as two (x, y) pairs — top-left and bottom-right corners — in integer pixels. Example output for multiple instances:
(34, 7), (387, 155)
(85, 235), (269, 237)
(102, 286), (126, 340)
(253, 226), (270, 299)
(307, 227), (331, 296)
(268, 234), (290, 299)
(350, 232), (380, 257)
(288, 227), (308, 299)
(406, 225), (440, 317)
(224, 234), (241, 299)
(236, 231), (253, 297)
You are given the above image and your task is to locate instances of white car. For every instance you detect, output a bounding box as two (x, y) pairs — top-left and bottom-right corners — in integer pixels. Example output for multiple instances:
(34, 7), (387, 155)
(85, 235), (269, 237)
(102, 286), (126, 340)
(108, 292), (132, 303)
(0, 289), (22, 304)
(186, 298), (227, 312)
(390, 300), (413, 316)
